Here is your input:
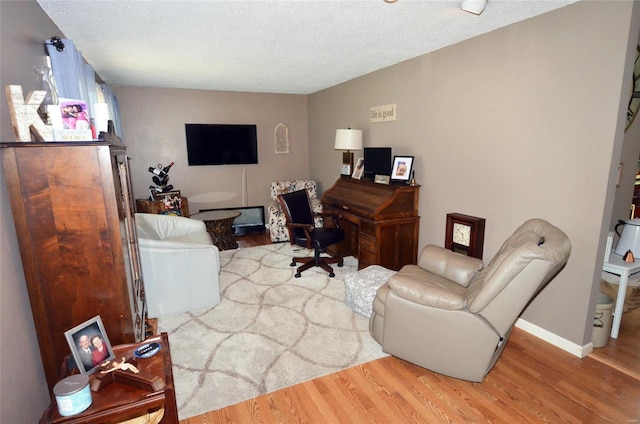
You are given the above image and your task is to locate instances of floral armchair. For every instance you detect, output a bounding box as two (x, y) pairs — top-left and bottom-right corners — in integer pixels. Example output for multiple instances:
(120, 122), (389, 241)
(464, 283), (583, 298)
(268, 180), (323, 242)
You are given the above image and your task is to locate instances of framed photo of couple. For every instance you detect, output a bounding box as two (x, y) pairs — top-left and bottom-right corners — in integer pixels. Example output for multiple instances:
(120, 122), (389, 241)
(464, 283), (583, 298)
(65, 315), (115, 375)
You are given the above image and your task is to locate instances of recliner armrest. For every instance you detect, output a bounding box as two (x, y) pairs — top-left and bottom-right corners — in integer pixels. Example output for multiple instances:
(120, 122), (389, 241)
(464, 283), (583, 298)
(387, 267), (467, 310)
(418, 245), (483, 287)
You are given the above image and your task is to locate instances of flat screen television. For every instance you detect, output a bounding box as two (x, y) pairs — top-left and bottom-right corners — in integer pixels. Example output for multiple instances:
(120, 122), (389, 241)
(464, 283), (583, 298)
(185, 124), (258, 165)
(363, 147), (392, 179)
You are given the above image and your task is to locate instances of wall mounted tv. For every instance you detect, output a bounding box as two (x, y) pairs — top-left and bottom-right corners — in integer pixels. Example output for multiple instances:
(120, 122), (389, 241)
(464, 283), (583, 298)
(185, 124), (258, 165)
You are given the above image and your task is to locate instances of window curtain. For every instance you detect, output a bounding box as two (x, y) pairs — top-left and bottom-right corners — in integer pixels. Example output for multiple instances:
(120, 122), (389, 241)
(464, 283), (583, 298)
(46, 38), (123, 139)
(100, 84), (123, 139)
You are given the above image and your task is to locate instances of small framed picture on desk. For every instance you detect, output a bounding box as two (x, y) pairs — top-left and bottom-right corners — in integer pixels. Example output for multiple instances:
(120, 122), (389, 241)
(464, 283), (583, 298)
(374, 174), (390, 184)
(352, 158), (364, 179)
(391, 156), (414, 183)
(65, 315), (115, 375)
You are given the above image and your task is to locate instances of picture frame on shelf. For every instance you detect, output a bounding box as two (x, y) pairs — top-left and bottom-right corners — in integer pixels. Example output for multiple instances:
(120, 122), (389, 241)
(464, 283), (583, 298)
(154, 190), (182, 210)
(352, 158), (364, 179)
(391, 156), (414, 182)
(51, 98), (93, 141)
(374, 174), (390, 185)
(65, 315), (115, 375)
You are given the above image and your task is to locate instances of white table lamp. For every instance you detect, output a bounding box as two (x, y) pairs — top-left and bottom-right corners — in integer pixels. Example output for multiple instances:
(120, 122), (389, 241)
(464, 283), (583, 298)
(334, 129), (363, 175)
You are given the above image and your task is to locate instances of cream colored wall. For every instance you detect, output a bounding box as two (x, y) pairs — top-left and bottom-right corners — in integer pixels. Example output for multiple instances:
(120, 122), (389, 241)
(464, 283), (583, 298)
(0, 2), (60, 422)
(309, 1), (638, 346)
(113, 87), (308, 213)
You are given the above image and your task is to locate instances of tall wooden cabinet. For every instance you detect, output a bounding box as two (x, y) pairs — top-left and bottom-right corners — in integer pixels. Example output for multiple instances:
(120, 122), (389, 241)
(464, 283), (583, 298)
(1, 142), (147, 392)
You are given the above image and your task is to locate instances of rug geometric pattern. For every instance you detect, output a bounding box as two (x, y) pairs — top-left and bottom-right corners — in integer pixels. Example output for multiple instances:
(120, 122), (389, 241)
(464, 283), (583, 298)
(158, 243), (387, 420)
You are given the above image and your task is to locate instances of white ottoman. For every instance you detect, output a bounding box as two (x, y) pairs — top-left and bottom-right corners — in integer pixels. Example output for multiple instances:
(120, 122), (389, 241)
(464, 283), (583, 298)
(344, 265), (397, 318)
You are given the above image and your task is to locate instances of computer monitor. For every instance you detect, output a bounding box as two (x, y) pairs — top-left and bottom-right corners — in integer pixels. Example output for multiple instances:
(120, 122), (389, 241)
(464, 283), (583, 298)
(363, 147), (392, 179)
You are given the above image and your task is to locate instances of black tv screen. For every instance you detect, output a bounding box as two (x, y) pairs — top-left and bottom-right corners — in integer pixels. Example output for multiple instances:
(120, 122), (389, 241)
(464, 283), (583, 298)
(364, 147), (392, 178)
(185, 124), (258, 165)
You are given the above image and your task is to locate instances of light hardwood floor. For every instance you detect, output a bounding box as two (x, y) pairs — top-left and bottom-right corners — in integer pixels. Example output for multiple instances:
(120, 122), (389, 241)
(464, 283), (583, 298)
(180, 233), (640, 423)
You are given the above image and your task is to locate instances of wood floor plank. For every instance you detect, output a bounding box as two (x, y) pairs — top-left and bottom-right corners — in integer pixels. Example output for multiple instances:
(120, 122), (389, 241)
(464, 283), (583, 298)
(182, 327), (640, 423)
(184, 234), (640, 424)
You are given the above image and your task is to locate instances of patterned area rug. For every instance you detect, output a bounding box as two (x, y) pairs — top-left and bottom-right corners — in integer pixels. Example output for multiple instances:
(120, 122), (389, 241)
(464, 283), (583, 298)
(158, 243), (387, 420)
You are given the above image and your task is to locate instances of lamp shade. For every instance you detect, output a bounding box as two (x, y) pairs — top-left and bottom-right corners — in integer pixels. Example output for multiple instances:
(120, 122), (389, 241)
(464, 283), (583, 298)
(334, 129), (363, 151)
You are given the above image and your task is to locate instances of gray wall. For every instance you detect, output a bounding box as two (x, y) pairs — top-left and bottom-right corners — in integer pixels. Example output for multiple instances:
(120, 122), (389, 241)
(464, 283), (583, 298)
(0, 3), (61, 422)
(2, 1), (640, 423)
(308, 0), (640, 348)
(113, 87), (309, 212)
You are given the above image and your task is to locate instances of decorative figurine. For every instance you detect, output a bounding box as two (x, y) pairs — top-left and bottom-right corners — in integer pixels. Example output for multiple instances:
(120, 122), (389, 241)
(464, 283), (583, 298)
(624, 249), (635, 262)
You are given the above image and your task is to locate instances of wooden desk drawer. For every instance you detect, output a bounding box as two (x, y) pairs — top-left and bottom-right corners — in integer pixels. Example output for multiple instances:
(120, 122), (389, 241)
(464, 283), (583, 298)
(359, 233), (375, 253)
(360, 220), (375, 237)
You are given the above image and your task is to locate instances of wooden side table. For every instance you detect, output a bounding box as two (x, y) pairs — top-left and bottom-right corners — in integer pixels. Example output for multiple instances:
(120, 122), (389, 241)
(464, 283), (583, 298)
(136, 197), (190, 218)
(191, 210), (241, 250)
(40, 333), (178, 424)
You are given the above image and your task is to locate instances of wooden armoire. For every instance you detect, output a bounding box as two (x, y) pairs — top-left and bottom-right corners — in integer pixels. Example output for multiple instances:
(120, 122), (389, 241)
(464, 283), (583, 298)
(1, 142), (147, 392)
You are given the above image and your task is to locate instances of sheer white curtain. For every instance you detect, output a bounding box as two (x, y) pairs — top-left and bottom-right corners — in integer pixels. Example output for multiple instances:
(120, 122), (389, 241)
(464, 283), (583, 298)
(100, 84), (123, 139)
(46, 38), (123, 139)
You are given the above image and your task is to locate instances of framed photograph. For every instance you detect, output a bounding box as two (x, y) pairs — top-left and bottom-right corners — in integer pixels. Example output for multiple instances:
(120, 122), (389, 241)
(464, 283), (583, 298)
(374, 174), (390, 185)
(391, 156), (414, 182)
(65, 315), (115, 375)
(58, 98), (91, 131)
(352, 158), (365, 179)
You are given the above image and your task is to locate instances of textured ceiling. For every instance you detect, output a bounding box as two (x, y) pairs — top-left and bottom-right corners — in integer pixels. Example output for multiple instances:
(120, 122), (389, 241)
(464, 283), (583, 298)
(36, 0), (577, 95)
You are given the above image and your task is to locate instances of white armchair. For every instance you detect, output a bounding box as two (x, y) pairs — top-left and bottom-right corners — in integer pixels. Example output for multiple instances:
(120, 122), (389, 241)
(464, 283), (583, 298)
(268, 180), (322, 242)
(135, 213), (221, 318)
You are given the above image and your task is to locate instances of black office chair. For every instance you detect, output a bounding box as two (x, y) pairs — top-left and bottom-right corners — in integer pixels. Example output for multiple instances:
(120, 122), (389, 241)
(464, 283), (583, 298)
(277, 189), (345, 277)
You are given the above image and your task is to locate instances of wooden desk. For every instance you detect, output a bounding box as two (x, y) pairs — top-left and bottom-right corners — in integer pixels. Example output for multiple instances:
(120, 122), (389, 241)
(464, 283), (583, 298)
(40, 333), (178, 424)
(322, 177), (420, 271)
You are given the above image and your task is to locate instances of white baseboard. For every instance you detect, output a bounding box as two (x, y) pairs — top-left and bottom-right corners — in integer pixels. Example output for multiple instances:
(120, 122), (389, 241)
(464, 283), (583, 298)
(515, 318), (593, 358)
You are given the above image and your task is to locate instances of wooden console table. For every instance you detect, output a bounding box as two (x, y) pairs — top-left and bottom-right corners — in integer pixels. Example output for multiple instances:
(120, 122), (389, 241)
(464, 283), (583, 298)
(322, 177), (420, 271)
(40, 332), (178, 424)
(136, 197), (190, 218)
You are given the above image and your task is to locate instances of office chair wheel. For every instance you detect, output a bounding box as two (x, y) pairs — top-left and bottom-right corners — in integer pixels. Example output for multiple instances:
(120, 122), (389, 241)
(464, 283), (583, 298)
(295, 272), (301, 278)
(329, 271), (335, 277)
(290, 260), (296, 266)
(338, 260), (344, 267)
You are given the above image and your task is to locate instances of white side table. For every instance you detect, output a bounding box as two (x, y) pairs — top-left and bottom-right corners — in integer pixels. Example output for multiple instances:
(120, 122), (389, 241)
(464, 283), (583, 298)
(601, 254), (640, 338)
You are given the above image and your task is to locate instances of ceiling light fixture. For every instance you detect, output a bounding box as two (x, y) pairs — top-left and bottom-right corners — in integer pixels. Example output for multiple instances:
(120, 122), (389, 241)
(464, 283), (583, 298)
(461, 0), (487, 15)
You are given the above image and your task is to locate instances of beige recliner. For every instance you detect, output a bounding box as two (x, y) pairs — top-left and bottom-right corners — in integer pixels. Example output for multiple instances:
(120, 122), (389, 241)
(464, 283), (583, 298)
(369, 218), (571, 382)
